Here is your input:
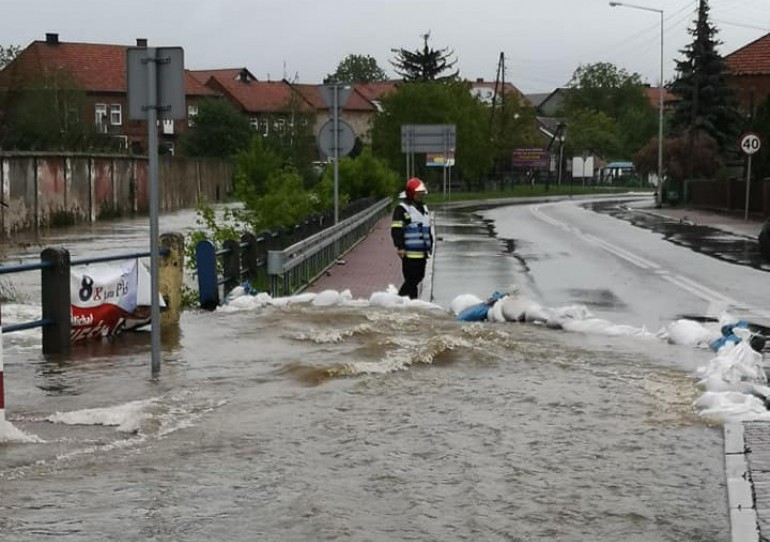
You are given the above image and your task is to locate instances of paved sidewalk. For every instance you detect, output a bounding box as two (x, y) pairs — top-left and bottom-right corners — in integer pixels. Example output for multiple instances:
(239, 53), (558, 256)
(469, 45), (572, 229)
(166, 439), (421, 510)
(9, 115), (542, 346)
(305, 213), (434, 301)
(637, 204), (766, 238)
(305, 215), (403, 299)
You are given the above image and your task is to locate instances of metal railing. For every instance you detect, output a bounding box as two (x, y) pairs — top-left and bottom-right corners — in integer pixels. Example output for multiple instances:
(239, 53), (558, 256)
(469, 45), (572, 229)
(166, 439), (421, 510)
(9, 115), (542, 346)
(0, 248), (168, 353)
(196, 197), (391, 306)
(267, 198), (390, 296)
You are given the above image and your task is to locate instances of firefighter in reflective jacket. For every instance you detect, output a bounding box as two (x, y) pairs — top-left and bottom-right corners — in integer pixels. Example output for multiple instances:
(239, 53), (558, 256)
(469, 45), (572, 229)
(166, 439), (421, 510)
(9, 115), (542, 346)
(391, 177), (433, 299)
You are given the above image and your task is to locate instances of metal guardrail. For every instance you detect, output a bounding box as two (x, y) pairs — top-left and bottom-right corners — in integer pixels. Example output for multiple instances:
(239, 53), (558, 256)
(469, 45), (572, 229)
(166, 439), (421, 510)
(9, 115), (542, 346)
(196, 198), (391, 306)
(267, 198), (390, 297)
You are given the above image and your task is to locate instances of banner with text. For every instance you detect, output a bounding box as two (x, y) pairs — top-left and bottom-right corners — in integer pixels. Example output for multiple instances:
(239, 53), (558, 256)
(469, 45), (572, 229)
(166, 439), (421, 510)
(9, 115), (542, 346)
(70, 259), (140, 342)
(512, 148), (549, 169)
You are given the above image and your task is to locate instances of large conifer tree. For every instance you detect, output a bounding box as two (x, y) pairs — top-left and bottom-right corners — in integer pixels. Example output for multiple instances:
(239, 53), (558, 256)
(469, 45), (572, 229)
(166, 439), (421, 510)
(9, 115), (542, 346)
(669, 0), (740, 151)
(390, 33), (459, 82)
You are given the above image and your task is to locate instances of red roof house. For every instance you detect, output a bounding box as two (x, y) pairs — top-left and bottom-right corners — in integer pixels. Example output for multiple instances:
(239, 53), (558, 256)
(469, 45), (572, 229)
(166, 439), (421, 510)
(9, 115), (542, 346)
(0, 33), (219, 153)
(725, 32), (770, 110)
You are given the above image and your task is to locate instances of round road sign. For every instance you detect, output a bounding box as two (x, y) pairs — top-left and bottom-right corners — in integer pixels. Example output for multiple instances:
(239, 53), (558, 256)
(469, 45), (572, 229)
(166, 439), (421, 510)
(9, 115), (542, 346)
(739, 132), (761, 156)
(317, 119), (356, 158)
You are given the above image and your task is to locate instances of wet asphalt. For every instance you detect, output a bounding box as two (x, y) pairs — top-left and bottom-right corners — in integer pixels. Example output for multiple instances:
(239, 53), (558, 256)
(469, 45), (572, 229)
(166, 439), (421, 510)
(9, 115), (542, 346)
(587, 200), (770, 273)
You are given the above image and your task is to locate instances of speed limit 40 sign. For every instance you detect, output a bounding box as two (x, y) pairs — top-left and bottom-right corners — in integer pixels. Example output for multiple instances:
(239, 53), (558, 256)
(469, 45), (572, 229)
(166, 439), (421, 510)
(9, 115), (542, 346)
(740, 132), (761, 155)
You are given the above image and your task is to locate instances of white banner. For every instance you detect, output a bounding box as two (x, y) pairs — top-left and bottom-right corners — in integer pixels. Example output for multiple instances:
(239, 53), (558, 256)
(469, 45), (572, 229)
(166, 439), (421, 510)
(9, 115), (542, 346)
(70, 259), (140, 341)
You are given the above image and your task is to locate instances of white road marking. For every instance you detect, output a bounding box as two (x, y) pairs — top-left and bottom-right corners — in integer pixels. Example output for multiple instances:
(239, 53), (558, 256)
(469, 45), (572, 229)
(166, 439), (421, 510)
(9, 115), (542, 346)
(530, 201), (763, 318)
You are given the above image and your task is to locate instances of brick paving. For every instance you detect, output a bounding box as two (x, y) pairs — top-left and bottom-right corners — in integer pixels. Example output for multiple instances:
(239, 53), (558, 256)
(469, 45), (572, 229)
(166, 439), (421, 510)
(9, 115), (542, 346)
(304, 215), (404, 299)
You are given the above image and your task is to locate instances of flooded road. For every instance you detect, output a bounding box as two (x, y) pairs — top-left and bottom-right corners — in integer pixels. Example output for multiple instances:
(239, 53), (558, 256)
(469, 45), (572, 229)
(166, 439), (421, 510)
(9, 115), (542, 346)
(0, 199), (731, 541)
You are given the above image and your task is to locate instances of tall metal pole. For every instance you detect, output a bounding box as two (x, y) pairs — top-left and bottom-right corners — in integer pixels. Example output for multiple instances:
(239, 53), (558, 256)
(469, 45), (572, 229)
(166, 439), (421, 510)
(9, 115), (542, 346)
(658, 9), (664, 199)
(745, 154), (752, 221)
(609, 2), (664, 198)
(146, 48), (161, 377)
(333, 85), (339, 224)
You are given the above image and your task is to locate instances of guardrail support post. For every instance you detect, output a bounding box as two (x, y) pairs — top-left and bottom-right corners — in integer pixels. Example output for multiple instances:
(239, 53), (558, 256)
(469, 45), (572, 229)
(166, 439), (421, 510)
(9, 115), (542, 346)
(159, 233), (184, 328)
(222, 239), (241, 299)
(267, 251), (285, 297)
(240, 233), (258, 285)
(41, 247), (71, 354)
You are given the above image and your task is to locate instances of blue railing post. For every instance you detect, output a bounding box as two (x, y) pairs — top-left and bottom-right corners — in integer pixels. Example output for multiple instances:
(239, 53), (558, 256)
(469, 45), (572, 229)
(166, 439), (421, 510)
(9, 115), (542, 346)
(41, 247), (71, 354)
(196, 240), (218, 311)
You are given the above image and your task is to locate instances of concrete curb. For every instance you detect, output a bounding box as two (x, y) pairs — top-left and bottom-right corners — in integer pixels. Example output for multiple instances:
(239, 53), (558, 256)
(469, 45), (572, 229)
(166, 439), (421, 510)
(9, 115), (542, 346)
(725, 422), (760, 541)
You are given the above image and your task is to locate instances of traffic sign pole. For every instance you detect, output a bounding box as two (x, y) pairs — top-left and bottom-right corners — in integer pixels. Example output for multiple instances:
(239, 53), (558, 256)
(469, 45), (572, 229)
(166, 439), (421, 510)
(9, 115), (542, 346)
(739, 132), (762, 221)
(333, 86), (339, 224)
(745, 153), (752, 221)
(146, 49), (161, 377)
(127, 45), (185, 378)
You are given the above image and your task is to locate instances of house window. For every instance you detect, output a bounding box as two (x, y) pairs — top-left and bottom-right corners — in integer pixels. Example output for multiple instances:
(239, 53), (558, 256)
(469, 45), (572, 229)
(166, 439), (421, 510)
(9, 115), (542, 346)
(259, 118), (269, 136)
(249, 117), (259, 131)
(109, 104), (122, 126)
(95, 103), (108, 133)
(273, 118), (286, 134)
(187, 105), (199, 127)
(162, 119), (174, 135)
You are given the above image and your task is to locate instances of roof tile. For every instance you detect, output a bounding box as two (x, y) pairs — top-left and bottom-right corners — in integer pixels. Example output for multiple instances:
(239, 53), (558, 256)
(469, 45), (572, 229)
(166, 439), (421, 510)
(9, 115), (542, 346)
(4, 40), (218, 96)
(726, 33), (770, 75)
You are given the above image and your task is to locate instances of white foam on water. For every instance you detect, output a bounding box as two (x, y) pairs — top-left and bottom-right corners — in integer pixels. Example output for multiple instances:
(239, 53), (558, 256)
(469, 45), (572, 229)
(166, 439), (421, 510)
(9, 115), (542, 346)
(293, 323), (375, 344)
(47, 398), (156, 433)
(0, 419), (44, 444)
(344, 334), (473, 376)
(221, 285), (770, 422)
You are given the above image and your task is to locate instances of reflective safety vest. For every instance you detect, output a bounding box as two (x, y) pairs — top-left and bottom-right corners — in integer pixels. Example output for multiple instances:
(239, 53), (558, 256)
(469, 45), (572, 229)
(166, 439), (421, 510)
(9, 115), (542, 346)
(399, 202), (432, 258)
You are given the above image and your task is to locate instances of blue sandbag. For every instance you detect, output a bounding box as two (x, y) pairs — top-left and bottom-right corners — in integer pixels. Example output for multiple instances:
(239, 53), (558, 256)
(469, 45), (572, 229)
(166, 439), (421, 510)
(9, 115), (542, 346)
(457, 304), (491, 322)
(709, 320), (749, 352)
(456, 291), (506, 322)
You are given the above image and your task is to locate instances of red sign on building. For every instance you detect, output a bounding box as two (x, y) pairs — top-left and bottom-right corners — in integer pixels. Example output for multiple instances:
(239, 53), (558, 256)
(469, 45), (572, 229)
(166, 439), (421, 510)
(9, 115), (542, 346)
(512, 148), (549, 169)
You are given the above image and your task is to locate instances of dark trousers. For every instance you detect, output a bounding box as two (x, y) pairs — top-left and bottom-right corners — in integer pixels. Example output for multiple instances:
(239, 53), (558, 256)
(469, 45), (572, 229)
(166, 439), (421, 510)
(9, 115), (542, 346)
(398, 257), (427, 299)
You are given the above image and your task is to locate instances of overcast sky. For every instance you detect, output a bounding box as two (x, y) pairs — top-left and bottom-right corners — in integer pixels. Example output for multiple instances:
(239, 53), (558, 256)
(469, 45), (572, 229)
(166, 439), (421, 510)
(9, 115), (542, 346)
(4, 0), (769, 94)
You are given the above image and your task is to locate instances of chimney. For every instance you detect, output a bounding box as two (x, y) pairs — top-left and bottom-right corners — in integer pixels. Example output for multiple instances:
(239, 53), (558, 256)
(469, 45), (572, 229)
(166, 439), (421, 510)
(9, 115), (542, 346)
(45, 33), (59, 45)
(136, 38), (147, 47)
(476, 77), (484, 83)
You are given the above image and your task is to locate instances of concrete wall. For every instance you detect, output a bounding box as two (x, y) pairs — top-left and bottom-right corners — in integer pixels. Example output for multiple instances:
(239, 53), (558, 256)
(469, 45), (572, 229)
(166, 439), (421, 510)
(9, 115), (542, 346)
(0, 153), (233, 236)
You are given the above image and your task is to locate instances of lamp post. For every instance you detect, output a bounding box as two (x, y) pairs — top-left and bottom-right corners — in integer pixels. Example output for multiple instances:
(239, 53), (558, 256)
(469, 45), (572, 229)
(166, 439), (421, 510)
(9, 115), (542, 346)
(609, 1), (664, 203)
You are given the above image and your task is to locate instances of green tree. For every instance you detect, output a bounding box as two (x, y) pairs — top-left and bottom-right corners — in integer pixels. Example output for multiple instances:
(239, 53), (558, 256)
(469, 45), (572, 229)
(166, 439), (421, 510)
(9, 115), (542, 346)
(564, 108), (619, 159)
(243, 168), (316, 231)
(564, 62), (649, 119)
(0, 44), (21, 69)
(563, 62), (656, 158)
(233, 135), (285, 198)
(371, 80), (493, 190)
(2, 71), (115, 151)
(182, 98), (252, 158)
(316, 147), (400, 206)
(325, 54), (387, 83)
(669, 0), (740, 151)
(390, 33), (459, 82)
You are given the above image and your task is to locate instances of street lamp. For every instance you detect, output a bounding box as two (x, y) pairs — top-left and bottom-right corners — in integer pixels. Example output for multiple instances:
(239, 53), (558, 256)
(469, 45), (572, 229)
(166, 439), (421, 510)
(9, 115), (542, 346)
(609, 1), (664, 203)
